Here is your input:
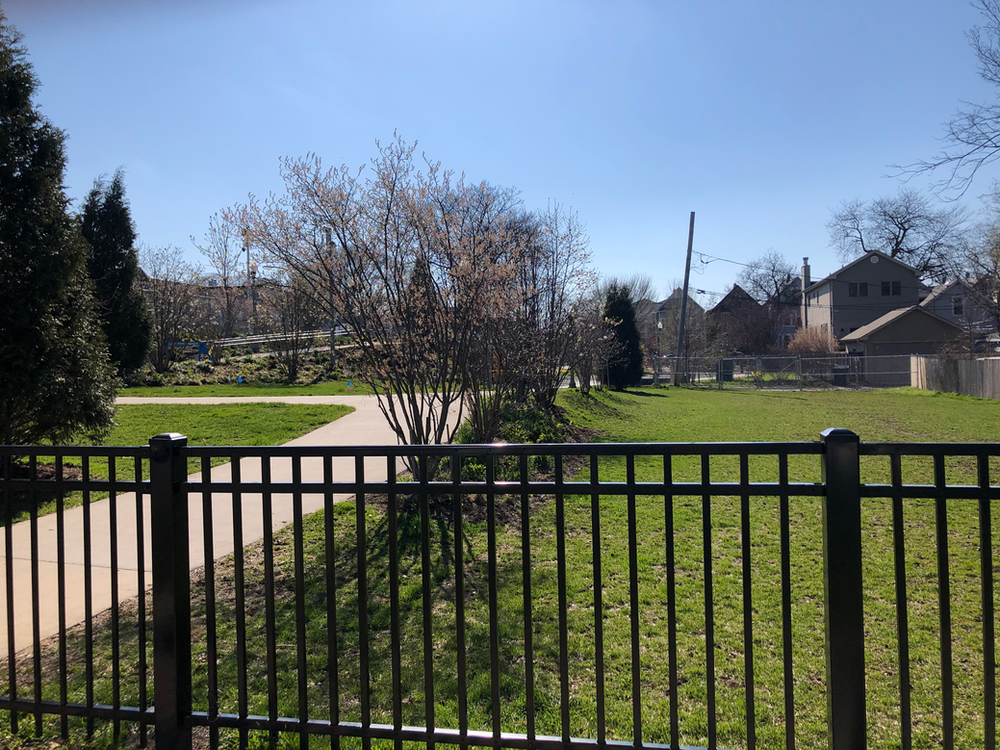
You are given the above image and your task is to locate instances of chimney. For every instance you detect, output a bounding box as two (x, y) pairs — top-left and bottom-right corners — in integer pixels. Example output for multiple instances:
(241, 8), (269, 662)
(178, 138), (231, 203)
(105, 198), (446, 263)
(801, 257), (811, 289)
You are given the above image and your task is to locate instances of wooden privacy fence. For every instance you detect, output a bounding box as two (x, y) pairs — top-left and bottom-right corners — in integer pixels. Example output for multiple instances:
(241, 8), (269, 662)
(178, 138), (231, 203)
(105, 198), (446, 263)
(911, 356), (1000, 400)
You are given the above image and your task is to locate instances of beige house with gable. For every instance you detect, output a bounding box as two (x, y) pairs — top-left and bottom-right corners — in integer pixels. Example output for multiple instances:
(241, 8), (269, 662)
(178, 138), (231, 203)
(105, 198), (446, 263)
(839, 305), (963, 385)
(801, 251), (927, 340)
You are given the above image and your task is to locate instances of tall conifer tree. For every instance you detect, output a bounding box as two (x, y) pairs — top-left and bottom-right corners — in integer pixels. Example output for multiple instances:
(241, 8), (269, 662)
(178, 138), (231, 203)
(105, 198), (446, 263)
(0, 12), (116, 444)
(81, 169), (152, 375)
(604, 282), (643, 390)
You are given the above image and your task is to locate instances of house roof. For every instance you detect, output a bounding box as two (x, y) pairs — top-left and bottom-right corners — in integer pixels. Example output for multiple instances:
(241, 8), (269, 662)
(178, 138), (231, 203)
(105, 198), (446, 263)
(919, 278), (972, 307)
(709, 284), (758, 315)
(803, 250), (920, 294)
(657, 289), (705, 315)
(840, 305), (963, 342)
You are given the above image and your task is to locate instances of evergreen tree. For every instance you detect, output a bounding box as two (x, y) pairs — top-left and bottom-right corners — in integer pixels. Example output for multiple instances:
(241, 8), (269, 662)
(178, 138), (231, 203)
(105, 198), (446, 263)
(604, 281), (643, 390)
(0, 12), (116, 444)
(81, 169), (152, 375)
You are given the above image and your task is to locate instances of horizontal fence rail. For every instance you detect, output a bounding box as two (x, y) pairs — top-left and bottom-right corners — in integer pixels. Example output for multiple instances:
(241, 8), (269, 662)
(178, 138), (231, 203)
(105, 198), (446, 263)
(0, 434), (997, 750)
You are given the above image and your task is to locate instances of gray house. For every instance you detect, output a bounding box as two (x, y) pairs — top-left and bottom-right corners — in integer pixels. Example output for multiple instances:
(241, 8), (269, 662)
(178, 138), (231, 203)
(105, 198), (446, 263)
(919, 278), (996, 338)
(801, 251), (927, 340)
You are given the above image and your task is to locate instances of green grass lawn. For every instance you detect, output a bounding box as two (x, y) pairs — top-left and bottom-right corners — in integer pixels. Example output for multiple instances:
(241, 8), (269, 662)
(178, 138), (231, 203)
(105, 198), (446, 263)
(107, 402), (354, 446)
(2, 403), (354, 525)
(560, 385), (1000, 444)
(120, 381), (372, 397)
(5, 387), (998, 750)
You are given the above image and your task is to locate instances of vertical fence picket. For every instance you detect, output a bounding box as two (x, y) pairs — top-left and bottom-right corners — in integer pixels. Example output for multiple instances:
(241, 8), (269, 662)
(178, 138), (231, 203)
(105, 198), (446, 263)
(82, 454), (93, 739)
(978, 454), (995, 750)
(452, 453), (467, 748)
(262, 456), (278, 745)
(135, 454), (148, 748)
(934, 454), (954, 750)
(292, 456), (308, 750)
(701, 454), (716, 748)
(200, 455), (218, 750)
(3, 451), (16, 735)
(55, 454), (67, 738)
(591, 454), (606, 746)
(556, 454), (570, 744)
(324, 454), (340, 750)
(356, 454), (371, 750)
(740, 453), (756, 750)
(29, 454), (40, 736)
(519, 452), (536, 743)
(778, 453), (795, 750)
(418, 455), (434, 750)
(109, 453), (121, 742)
(626, 454), (641, 745)
(663, 454), (680, 750)
(387, 454), (400, 750)
(231, 454), (249, 750)
(891, 453), (912, 750)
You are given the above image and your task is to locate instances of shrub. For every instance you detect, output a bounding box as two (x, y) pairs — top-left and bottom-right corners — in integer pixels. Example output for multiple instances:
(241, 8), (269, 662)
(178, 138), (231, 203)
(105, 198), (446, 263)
(787, 327), (841, 355)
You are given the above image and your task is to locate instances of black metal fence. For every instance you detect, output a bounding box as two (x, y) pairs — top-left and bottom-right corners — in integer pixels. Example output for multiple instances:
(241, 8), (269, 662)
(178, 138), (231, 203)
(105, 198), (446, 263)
(0, 431), (997, 750)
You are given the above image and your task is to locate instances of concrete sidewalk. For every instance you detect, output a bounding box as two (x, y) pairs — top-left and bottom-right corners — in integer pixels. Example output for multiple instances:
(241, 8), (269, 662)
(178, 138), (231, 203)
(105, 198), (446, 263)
(1, 395), (456, 654)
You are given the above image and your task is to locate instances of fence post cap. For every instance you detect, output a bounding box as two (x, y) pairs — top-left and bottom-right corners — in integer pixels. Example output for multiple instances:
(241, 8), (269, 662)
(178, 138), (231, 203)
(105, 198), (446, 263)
(150, 433), (188, 443)
(820, 427), (859, 442)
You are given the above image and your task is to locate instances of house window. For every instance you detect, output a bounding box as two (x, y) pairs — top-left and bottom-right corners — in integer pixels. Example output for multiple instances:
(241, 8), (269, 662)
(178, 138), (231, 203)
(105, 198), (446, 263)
(820, 324), (828, 333)
(848, 282), (868, 297)
(881, 280), (902, 296)
(953, 296), (964, 316)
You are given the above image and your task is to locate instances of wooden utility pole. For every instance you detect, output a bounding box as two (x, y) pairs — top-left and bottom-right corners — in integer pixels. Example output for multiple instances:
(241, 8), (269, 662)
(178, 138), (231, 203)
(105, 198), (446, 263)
(673, 212), (696, 386)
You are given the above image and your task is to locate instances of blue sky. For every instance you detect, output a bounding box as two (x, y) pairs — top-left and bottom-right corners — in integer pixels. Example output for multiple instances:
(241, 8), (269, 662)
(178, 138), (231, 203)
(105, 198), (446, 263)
(4, 0), (998, 301)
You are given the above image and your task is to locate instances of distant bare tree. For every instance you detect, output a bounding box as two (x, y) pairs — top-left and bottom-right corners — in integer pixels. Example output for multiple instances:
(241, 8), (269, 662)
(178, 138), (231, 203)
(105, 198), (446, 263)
(141, 245), (209, 372)
(256, 271), (323, 382)
(962, 190), (1000, 334)
(571, 290), (614, 394)
(737, 250), (795, 303)
(192, 212), (249, 338)
(510, 203), (595, 408)
(827, 189), (968, 281)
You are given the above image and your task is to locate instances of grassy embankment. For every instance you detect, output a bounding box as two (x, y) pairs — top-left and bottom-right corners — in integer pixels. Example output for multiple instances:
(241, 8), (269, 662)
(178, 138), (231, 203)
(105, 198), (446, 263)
(4, 387), (998, 750)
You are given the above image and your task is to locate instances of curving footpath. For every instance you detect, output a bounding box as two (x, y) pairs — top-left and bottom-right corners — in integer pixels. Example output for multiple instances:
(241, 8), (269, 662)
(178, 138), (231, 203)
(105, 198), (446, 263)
(0, 395), (457, 654)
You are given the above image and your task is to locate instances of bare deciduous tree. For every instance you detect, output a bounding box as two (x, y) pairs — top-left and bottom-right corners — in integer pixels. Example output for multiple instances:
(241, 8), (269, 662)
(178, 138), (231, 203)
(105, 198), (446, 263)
(241, 137), (521, 461)
(141, 245), (210, 373)
(509, 203), (595, 408)
(896, 1), (1000, 195)
(962, 191), (1000, 334)
(736, 250), (795, 303)
(256, 270), (323, 382)
(827, 189), (967, 281)
(192, 212), (249, 338)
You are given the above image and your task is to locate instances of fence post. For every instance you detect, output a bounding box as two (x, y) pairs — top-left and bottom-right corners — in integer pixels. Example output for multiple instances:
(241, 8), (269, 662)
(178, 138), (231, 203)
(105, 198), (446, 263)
(820, 428), (866, 750)
(150, 433), (192, 750)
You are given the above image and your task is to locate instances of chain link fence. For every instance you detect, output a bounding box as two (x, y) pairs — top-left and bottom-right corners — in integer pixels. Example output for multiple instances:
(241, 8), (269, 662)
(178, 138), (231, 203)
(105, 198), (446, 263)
(652, 354), (914, 389)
